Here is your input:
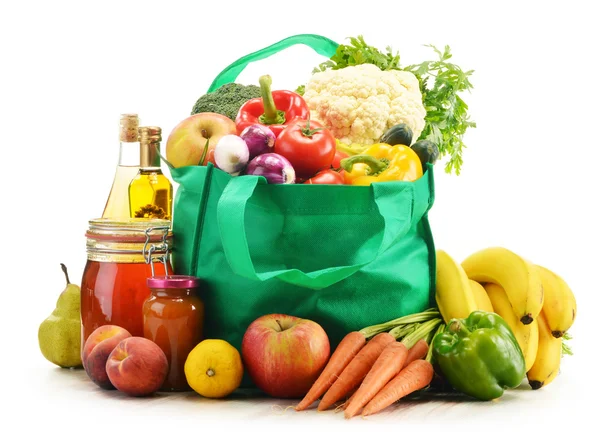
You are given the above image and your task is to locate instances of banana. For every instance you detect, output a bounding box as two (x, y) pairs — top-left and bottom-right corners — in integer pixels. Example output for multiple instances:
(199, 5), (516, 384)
(468, 279), (494, 313)
(484, 283), (539, 372)
(435, 249), (478, 323)
(535, 265), (577, 338)
(527, 310), (562, 389)
(461, 247), (543, 325)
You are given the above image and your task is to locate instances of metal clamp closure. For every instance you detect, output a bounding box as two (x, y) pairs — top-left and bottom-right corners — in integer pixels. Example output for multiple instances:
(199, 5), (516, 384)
(143, 226), (170, 276)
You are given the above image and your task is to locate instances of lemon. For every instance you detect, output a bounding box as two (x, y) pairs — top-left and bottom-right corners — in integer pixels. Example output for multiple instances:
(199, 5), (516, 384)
(184, 339), (243, 398)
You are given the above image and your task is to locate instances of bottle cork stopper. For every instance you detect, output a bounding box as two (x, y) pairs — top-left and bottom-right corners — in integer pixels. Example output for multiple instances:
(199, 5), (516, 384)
(119, 113), (140, 142)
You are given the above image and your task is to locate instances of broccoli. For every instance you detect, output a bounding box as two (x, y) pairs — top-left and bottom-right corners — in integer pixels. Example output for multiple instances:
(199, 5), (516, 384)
(191, 82), (262, 120)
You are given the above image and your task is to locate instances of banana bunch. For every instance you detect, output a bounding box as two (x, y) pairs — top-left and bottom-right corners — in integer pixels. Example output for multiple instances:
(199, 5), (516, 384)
(527, 265), (576, 389)
(435, 247), (577, 389)
(462, 247), (544, 325)
(435, 250), (478, 322)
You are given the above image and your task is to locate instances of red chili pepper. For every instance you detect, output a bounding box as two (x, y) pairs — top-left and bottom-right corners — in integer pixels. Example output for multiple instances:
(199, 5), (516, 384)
(235, 75), (310, 138)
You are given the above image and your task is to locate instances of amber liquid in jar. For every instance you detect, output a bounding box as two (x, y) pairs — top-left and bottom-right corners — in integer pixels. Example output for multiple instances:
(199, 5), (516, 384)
(81, 218), (173, 345)
(143, 276), (204, 392)
(81, 261), (171, 342)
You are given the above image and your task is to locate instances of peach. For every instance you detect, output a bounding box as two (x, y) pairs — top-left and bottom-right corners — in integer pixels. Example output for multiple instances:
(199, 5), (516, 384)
(106, 337), (168, 397)
(82, 325), (132, 389)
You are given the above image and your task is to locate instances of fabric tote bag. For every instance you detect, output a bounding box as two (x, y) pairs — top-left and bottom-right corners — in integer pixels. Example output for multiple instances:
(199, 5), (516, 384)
(169, 34), (437, 360)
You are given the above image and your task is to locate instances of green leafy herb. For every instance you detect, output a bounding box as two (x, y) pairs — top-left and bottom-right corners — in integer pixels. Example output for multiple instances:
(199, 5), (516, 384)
(313, 36), (401, 73)
(307, 36), (476, 175)
(405, 45), (476, 175)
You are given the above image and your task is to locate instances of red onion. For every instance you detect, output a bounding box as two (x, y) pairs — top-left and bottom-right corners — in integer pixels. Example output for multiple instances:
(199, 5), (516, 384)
(245, 153), (295, 184)
(240, 124), (276, 159)
(214, 134), (249, 176)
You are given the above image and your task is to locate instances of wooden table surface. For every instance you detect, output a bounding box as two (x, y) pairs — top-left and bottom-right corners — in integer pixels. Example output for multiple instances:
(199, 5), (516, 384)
(14, 354), (589, 439)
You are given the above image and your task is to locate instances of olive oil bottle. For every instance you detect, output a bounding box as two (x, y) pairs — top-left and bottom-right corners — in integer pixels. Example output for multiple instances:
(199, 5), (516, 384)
(102, 114), (141, 219)
(128, 126), (173, 220)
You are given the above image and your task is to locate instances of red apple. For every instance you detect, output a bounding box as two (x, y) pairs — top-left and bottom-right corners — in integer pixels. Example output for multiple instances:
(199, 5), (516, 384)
(82, 325), (132, 390)
(241, 314), (330, 398)
(165, 112), (237, 168)
(105, 337), (168, 397)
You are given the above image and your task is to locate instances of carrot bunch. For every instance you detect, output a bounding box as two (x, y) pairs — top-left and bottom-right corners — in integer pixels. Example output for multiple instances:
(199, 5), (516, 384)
(295, 309), (444, 418)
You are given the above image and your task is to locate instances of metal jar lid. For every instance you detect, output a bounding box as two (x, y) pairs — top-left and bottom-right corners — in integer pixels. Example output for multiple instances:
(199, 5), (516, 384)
(147, 275), (201, 289)
(85, 218), (173, 265)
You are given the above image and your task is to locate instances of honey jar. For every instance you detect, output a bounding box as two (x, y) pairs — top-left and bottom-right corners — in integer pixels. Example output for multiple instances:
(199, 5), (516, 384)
(80, 218), (173, 345)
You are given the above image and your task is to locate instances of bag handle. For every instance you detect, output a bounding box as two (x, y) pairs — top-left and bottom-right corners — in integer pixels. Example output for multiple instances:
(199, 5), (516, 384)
(216, 176), (416, 290)
(207, 34), (339, 93)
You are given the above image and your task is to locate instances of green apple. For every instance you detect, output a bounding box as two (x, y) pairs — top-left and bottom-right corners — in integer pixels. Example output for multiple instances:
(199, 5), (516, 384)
(166, 112), (237, 168)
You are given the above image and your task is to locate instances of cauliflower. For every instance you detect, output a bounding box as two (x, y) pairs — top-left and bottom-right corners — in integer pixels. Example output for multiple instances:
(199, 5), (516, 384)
(303, 64), (427, 145)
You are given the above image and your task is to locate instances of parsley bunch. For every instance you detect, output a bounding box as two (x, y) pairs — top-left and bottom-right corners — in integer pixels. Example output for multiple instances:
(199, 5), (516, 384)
(306, 36), (476, 175)
(313, 35), (401, 73)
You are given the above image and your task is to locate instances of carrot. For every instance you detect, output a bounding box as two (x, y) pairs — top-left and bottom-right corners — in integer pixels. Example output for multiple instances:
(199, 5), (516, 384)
(404, 339), (429, 366)
(343, 386), (358, 408)
(361, 359), (434, 417)
(343, 339), (429, 412)
(334, 383), (361, 413)
(344, 341), (408, 419)
(295, 331), (366, 411)
(317, 332), (395, 411)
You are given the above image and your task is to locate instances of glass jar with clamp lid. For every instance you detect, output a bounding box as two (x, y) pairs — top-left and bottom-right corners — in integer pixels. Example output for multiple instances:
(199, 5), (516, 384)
(80, 218), (173, 345)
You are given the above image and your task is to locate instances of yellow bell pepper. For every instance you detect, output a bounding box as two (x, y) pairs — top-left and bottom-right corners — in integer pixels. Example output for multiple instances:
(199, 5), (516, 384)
(340, 143), (423, 186)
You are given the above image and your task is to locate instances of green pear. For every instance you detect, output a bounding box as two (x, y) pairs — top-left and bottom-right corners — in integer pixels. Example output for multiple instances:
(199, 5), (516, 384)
(38, 264), (83, 368)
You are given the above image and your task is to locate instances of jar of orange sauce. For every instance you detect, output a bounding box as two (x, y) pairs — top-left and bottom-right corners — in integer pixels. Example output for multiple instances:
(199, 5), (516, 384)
(81, 218), (173, 345)
(143, 275), (204, 392)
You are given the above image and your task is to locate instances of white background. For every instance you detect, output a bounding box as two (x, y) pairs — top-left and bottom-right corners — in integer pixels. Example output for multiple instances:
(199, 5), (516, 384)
(1, 0), (598, 437)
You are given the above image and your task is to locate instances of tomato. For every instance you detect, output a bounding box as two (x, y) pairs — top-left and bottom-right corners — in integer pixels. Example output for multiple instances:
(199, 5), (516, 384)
(274, 119), (336, 179)
(332, 149), (349, 169)
(303, 169), (345, 185)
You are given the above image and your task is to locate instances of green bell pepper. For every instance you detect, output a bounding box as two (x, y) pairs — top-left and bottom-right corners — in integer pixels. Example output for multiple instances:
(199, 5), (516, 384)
(432, 311), (526, 401)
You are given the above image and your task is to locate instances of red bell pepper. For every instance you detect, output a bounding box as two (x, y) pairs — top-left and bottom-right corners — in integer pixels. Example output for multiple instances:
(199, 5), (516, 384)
(303, 169), (345, 185)
(332, 149), (349, 169)
(235, 75), (310, 138)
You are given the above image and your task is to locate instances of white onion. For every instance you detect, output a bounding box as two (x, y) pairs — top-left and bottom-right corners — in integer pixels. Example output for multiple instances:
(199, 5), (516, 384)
(214, 135), (249, 176)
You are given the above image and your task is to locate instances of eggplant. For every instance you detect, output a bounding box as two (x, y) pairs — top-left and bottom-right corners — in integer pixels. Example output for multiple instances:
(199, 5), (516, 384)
(214, 134), (250, 176)
(245, 153), (295, 184)
(380, 123), (413, 146)
(411, 140), (440, 171)
(240, 124), (276, 159)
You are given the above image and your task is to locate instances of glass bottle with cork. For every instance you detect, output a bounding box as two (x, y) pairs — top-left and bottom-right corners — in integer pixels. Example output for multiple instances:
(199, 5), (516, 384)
(102, 114), (141, 219)
(129, 126), (173, 220)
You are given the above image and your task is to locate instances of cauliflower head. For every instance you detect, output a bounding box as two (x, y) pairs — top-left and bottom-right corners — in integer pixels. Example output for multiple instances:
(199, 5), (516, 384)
(303, 64), (426, 145)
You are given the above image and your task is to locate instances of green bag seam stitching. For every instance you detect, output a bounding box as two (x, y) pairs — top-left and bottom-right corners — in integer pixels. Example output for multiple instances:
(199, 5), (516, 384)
(190, 164), (214, 274)
(424, 166), (436, 307)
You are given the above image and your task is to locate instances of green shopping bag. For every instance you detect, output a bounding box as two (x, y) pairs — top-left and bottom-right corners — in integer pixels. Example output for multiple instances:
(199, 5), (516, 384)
(170, 33), (436, 368)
